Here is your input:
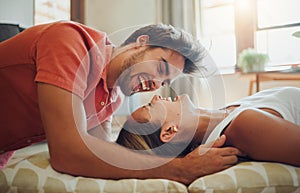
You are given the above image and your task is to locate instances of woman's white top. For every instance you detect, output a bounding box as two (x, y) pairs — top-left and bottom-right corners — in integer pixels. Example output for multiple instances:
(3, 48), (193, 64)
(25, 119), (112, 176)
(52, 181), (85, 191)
(204, 87), (300, 144)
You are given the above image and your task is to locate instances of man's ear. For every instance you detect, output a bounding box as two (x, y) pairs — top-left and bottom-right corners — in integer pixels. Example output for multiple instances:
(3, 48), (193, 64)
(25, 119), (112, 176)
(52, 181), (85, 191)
(136, 35), (149, 46)
(160, 123), (178, 143)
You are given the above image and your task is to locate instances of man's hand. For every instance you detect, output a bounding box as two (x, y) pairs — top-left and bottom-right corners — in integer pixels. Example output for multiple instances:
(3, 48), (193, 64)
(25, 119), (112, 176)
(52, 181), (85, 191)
(175, 135), (242, 185)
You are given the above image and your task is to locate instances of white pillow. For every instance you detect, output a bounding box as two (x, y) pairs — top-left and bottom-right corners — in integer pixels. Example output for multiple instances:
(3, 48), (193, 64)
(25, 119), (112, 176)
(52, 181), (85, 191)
(188, 161), (300, 193)
(0, 150), (187, 193)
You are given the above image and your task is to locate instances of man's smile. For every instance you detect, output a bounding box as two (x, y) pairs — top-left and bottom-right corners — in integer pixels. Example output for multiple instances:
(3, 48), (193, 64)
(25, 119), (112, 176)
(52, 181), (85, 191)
(131, 75), (151, 95)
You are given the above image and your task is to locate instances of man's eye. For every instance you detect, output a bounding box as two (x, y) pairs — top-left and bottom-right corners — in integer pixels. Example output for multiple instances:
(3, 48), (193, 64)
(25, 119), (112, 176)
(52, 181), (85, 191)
(158, 62), (164, 75)
(148, 103), (152, 107)
(162, 80), (170, 87)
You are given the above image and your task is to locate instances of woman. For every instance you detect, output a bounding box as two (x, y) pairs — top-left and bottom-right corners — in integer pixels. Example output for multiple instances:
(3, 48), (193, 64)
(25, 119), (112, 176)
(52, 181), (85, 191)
(116, 86), (300, 167)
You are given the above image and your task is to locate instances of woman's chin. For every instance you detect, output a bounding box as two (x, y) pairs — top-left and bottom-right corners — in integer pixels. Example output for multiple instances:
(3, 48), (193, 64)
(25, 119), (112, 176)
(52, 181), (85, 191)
(179, 94), (196, 109)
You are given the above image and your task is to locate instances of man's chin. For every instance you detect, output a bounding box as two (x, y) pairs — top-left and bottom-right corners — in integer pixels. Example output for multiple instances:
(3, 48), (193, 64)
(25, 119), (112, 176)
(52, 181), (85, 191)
(129, 90), (138, 96)
(120, 88), (134, 96)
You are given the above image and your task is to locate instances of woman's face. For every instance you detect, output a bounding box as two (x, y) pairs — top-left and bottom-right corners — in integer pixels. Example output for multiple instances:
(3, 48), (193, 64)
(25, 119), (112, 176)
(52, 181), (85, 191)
(131, 94), (199, 139)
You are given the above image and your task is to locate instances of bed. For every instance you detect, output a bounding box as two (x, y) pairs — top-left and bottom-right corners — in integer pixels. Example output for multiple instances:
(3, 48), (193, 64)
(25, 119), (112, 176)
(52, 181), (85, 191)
(1, 142), (299, 193)
(0, 24), (299, 193)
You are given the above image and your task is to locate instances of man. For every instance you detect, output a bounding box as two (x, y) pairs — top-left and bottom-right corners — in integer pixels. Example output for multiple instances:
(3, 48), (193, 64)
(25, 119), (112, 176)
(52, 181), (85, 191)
(0, 21), (240, 185)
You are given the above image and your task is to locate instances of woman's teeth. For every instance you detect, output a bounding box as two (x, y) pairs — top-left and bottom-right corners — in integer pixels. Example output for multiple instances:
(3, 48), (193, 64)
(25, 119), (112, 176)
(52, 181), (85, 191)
(160, 97), (177, 102)
(173, 96), (179, 102)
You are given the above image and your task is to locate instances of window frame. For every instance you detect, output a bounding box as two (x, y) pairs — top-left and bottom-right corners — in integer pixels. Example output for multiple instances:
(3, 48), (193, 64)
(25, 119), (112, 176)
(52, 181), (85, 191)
(71, 0), (85, 24)
(197, 0), (300, 72)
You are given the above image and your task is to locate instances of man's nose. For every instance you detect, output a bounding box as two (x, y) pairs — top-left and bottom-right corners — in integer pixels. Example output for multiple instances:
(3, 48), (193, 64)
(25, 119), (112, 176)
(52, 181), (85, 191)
(151, 79), (164, 90)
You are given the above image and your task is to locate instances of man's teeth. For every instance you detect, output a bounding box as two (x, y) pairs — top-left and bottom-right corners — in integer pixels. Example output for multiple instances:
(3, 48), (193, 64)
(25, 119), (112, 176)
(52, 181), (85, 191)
(139, 76), (150, 91)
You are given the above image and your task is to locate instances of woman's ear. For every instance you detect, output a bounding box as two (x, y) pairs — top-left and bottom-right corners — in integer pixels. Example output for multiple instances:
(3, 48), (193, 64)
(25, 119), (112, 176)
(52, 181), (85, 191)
(136, 35), (149, 46)
(160, 123), (178, 143)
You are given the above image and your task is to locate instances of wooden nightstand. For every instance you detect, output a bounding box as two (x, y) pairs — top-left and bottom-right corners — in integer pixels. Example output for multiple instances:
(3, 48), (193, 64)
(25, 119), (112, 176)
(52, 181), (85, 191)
(244, 65), (300, 95)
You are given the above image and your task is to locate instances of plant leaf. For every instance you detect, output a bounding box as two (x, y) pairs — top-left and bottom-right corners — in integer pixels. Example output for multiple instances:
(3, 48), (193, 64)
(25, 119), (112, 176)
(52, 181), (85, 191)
(292, 31), (300, 38)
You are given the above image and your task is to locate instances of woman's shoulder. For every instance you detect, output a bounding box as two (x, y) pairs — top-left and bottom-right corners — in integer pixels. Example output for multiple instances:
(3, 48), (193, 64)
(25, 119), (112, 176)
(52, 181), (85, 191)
(231, 107), (284, 127)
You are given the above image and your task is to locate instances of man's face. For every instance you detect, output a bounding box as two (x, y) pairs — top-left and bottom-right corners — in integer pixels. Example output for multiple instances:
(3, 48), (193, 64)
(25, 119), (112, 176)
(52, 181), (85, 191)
(117, 47), (185, 96)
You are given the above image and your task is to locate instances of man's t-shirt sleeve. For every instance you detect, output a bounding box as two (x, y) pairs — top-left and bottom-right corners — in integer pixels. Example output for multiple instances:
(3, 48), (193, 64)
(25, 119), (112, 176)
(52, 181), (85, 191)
(35, 22), (90, 98)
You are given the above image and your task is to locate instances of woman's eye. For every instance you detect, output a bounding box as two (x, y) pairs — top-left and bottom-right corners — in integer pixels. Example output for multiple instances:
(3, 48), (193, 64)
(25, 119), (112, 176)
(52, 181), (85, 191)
(148, 103), (152, 107)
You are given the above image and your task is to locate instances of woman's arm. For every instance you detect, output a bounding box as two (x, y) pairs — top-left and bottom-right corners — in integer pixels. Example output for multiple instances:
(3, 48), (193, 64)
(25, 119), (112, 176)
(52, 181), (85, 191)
(224, 108), (300, 166)
(38, 83), (241, 185)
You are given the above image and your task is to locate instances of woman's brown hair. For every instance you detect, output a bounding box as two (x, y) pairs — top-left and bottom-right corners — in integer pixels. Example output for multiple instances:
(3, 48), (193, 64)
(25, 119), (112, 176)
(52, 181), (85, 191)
(116, 118), (195, 157)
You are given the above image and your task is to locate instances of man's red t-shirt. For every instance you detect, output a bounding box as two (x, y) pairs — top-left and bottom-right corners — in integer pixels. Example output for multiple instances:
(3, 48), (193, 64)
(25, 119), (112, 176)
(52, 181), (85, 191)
(0, 21), (122, 153)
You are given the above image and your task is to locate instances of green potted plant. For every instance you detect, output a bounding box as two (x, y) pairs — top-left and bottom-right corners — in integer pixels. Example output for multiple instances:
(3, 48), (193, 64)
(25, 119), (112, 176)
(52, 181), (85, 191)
(237, 48), (270, 73)
(292, 31), (300, 38)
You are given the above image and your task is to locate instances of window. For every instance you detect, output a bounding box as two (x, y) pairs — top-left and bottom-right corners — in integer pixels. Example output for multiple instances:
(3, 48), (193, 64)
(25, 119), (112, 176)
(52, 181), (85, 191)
(197, 0), (300, 70)
(198, 0), (236, 69)
(256, 0), (300, 66)
(257, 0), (300, 28)
(34, 0), (71, 25)
(34, 0), (85, 25)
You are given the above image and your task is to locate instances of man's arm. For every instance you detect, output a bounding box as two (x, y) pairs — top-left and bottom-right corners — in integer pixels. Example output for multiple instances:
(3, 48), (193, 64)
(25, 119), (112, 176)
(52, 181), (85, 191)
(37, 83), (240, 185)
(88, 120), (112, 141)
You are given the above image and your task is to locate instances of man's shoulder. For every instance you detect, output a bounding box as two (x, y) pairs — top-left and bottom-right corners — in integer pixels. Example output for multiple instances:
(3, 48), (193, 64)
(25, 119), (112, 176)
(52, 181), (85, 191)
(43, 21), (96, 34)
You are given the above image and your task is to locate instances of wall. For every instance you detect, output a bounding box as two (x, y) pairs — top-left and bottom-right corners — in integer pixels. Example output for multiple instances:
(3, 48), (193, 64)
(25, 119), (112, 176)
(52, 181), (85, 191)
(85, 0), (160, 34)
(0, 0), (34, 27)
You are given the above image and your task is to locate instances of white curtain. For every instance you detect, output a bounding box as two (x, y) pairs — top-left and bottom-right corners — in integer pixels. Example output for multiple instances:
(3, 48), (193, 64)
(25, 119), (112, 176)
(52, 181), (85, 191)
(161, 0), (197, 35)
(159, 0), (200, 102)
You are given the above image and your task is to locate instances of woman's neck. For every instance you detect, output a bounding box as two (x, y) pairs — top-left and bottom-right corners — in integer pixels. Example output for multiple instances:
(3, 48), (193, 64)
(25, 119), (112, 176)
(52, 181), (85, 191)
(193, 108), (228, 144)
